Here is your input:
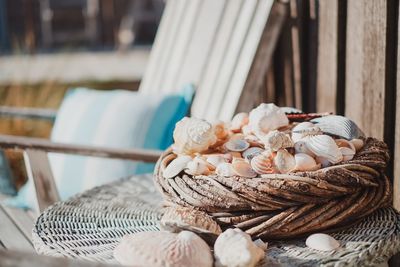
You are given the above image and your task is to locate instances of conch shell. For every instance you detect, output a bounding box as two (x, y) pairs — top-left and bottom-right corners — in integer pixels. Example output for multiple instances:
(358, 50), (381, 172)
(303, 134), (343, 164)
(250, 151), (276, 174)
(173, 117), (217, 155)
(274, 149), (296, 173)
(262, 130), (294, 151)
(248, 103), (289, 139)
(214, 228), (265, 267)
(114, 231), (213, 267)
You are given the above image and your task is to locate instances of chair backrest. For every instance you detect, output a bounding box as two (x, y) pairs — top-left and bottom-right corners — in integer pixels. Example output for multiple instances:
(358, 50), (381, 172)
(139, 0), (278, 121)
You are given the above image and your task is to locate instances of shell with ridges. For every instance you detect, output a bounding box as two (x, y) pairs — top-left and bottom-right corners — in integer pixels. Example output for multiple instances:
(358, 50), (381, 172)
(163, 155), (192, 179)
(294, 153), (320, 171)
(251, 151), (276, 174)
(311, 115), (365, 140)
(173, 117), (217, 155)
(262, 130), (294, 151)
(305, 233), (340, 252)
(214, 228), (265, 267)
(274, 149), (296, 173)
(291, 122), (314, 143)
(114, 231), (213, 267)
(303, 135), (343, 164)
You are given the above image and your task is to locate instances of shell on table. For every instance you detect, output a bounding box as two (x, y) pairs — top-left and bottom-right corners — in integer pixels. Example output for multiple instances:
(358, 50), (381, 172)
(311, 115), (365, 140)
(160, 206), (222, 236)
(274, 149), (296, 174)
(262, 130), (294, 151)
(242, 147), (264, 162)
(291, 122), (315, 143)
(232, 160), (257, 178)
(185, 156), (212, 176)
(294, 153), (320, 171)
(114, 231), (213, 267)
(305, 233), (340, 252)
(173, 117), (217, 155)
(250, 151), (276, 175)
(302, 134), (343, 164)
(225, 139), (250, 152)
(216, 162), (236, 177)
(230, 112), (249, 132)
(214, 228), (265, 267)
(248, 103), (289, 139)
(163, 155), (192, 179)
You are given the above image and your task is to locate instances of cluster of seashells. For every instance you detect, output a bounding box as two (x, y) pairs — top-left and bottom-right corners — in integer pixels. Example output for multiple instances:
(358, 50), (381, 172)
(164, 103), (365, 179)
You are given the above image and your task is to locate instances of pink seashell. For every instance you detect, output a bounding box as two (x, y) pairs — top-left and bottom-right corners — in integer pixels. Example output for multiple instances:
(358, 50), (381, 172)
(274, 149), (296, 174)
(205, 154), (228, 167)
(335, 139), (356, 151)
(216, 163), (236, 177)
(339, 147), (355, 161)
(350, 138), (364, 151)
(250, 152), (276, 175)
(294, 153), (320, 171)
(225, 139), (250, 152)
(232, 160), (257, 178)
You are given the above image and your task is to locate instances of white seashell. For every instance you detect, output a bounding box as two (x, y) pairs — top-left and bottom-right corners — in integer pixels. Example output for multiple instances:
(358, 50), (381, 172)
(216, 163), (236, 177)
(262, 130), (294, 151)
(350, 138), (364, 151)
(311, 115), (365, 140)
(173, 117), (217, 155)
(315, 156), (331, 168)
(294, 126), (323, 138)
(274, 149), (296, 174)
(230, 112), (249, 132)
(206, 154), (228, 167)
(163, 155), (192, 178)
(225, 139), (250, 152)
(291, 122), (315, 143)
(114, 231), (213, 267)
(339, 147), (355, 161)
(213, 120), (230, 141)
(242, 125), (253, 135)
(242, 147), (264, 162)
(294, 153), (320, 171)
(303, 135), (343, 164)
(214, 228), (264, 267)
(305, 233), (340, 252)
(248, 103), (289, 139)
(294, 140), (315, 156)
(185, 157), (210, 176)
(335, 138), (356, 152)
(251, 152), (276, 174)
(232, 160), (257, 178)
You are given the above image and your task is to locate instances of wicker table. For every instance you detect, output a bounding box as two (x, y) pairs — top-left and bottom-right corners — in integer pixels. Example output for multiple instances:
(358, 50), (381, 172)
(33, 174), (400, 266)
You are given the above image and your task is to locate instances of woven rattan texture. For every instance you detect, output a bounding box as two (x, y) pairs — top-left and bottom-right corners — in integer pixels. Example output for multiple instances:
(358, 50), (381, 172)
(33, 174), (400, 266)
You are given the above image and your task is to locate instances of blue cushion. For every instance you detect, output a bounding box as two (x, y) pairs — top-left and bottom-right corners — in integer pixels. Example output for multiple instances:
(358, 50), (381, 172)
(6, 86), (194, 210)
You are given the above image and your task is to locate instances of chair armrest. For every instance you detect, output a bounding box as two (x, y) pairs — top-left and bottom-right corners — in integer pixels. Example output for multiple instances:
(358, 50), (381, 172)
(0, 134), (163, 163)
(0, 106), (57, 121)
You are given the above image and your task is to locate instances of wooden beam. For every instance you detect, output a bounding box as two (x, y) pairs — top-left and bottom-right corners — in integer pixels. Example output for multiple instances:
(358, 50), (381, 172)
(0, 106), (57, 121)
(0, 134), (162, 163)
(345, 0), (387, 138)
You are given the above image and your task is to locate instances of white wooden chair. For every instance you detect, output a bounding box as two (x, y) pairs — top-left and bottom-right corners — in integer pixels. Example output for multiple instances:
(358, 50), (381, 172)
(0, 0), (288, 253)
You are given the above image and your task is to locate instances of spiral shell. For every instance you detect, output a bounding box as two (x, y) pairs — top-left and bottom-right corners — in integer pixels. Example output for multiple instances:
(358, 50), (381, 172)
(262, 130), (294, 151)
(173, 117), (217, 155)
(250, 152), (276, 174)
(274, 149), (296, 174)
(248, 103), (289, 139)
(114, 231), (213, 267)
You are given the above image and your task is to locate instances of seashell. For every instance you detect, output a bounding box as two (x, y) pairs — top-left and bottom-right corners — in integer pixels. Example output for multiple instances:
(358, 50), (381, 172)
(185, 157), (211, 176)
(206, 154), (228, 167)
(339, 147), (355, 161)
(335, 138), (356, 151)
(262, 130), (294, 151)
(351, 138), (364, 151)
(213, 120), (229, 140)
(114, 231), (213, 267)
(248, 103), (289, 139)
(303, 135), (343, 164)
(293, 126), (323, 137)
(229, 133), (245, 141)
(242, 147), (264, 162)
(216, 163), (236, 177)
(294, 140), (315, 156)
(242, 124), (253, 135)
(163, 155), (192, 178)
(161, 206), (222, 236)
(311, 115), (365, 140)
(230, 112), (249, 132)
(173, 117), (217, 155)
(315, 156), (331, 168)
(294, 153), (320, 171)
(305, 233), (340, 252)
(253, 239), (268, 251)
(251, 152), (276, 174)
(291, 122), (315, 143)
(225, 139), (250, 152)
(214, 228), (264, 267)
(274, 149), (296, 174)
(232, 160), (257, 178)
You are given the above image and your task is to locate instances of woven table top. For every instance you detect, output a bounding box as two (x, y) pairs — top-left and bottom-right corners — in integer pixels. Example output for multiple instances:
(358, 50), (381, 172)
(33, 174), (400, 266)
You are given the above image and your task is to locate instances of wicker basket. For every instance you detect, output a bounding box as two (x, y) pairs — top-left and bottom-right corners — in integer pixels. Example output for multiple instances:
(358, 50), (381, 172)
(154, 137), (392, 240)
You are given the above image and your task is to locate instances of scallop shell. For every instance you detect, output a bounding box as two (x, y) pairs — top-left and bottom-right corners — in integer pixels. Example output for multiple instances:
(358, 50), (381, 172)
(185, 157), (211, 176)
(350, 138), (364, 151)
(303, 135), (343, 164)
(305, 233), (340, 252)
(291, 122), (315, 143)
(161, 206), (222, 236)
(230, 112), (249, 132)
(274, 149), (296, 174)
(294, 153), (320, 171)
(294, 140), (315, 156)
(206, 154), (228, 167)
(214, 228), (264, 267)
(250, 152), (276, 174)
(315, 156), (332, 168)
(225, 139), (250, 152)
(262, 130), (294, 151)
(232, 160), (257, 178)
(311, 115), (365, 140)
(114, 231), (213, 267)
(216, 163), (236, 177)
(248, 103), (289, 139)
(242, 147), (264, 162)
(339, 147), (355, 161)
(335, 138), (356, 151)
(173, 117), (217, 155)
(163, 155), (192, 178)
